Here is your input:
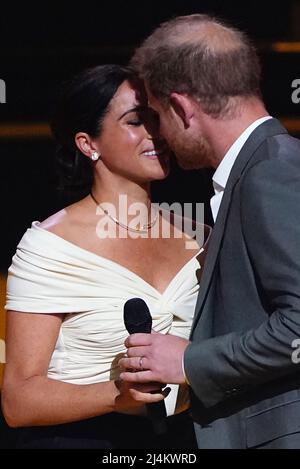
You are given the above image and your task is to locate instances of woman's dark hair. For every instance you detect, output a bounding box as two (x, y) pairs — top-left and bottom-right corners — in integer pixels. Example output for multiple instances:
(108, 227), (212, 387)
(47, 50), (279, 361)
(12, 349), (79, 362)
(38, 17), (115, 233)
(51, 64), (136, 193)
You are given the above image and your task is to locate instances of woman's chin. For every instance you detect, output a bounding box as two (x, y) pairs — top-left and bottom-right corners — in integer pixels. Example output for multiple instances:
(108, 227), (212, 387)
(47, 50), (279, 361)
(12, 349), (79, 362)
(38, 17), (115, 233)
(149, 162), (170, 180)
(148, 171), (170, 182)
(143, 156), (170, 180)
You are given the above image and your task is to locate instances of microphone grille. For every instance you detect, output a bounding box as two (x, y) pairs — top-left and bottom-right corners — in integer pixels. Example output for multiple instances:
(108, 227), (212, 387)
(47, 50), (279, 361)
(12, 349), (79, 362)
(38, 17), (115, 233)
(124, 298), (152, 334)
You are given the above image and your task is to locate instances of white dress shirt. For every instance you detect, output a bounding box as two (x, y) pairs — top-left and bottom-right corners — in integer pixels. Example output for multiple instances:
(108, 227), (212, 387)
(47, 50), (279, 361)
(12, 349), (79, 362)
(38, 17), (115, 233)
(210, 116), (272, 222)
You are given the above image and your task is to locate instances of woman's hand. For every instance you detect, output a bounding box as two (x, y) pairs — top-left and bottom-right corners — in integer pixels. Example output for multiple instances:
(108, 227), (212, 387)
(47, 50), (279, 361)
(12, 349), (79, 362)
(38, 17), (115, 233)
(113, 380), (170, 413)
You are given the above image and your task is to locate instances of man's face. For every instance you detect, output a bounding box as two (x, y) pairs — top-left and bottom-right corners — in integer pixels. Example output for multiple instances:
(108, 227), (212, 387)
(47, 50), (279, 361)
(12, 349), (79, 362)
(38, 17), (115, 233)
(145, 83), (214, 170)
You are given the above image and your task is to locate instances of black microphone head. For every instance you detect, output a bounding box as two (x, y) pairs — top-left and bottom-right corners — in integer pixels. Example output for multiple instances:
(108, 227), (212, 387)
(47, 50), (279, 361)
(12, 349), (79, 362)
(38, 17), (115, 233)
(124, 298), (152, 334)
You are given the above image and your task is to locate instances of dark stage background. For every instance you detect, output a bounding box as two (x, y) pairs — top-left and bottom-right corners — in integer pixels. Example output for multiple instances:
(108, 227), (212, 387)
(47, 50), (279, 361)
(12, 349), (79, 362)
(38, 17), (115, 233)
(0, 0), (300, 449)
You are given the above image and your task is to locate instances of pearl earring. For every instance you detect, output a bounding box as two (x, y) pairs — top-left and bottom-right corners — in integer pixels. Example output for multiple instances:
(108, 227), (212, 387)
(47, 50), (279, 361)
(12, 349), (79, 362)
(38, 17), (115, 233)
(91, 151), (100, 161)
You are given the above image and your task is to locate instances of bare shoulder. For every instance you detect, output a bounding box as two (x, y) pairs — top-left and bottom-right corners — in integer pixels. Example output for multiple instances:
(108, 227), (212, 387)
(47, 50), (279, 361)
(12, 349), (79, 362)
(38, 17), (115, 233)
(39, 196), (90, 238)
(39, 209), (68, 232)
(38, 195), (100, 250)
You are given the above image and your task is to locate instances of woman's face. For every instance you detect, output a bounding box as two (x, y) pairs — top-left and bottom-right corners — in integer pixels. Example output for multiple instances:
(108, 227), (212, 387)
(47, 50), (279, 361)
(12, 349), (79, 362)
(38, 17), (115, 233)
(94, 79), (170, 183)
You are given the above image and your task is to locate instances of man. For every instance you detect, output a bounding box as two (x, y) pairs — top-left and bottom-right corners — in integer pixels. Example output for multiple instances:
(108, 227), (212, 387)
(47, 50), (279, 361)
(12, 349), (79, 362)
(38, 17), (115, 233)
(119, 14), (300, 448)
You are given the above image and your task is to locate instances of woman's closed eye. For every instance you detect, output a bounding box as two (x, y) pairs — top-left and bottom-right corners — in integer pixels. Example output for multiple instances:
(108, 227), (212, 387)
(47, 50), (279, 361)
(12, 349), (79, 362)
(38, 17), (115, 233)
(128, 118), (143, 126)
(127, 108), (159, 128)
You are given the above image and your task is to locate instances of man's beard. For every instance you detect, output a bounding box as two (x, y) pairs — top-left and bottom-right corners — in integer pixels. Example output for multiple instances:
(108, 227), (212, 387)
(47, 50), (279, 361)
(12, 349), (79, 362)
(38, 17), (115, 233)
(168, 132), (214, 170)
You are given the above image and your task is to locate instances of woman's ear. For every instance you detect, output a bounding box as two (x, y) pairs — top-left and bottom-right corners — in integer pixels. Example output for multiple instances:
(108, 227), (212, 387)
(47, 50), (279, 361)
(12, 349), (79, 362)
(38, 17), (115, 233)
(169, 92), (195, 129)
(75, 132), (97, 158)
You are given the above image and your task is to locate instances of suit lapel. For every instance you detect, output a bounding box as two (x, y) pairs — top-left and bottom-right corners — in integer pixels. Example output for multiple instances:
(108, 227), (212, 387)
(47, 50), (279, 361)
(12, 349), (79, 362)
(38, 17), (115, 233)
(191, 118), (287, 334)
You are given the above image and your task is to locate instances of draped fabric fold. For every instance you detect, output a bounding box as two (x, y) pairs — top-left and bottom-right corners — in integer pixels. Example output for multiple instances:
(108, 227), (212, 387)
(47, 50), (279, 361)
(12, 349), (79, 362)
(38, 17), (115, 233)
(6, 221), (202, 415)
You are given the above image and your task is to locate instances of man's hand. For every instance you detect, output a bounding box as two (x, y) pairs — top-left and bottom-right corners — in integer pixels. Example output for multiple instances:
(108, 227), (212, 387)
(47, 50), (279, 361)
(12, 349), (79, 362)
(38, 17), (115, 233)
(119, 333), (190, 384)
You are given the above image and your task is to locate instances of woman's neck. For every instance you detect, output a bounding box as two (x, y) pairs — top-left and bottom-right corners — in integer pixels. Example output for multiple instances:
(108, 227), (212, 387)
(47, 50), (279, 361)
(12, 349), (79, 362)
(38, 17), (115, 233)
(90, 173), (153, 223)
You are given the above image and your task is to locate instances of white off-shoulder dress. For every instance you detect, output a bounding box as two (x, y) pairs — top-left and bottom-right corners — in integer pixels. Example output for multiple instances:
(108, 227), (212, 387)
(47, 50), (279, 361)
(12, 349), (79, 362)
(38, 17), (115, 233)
(5, 221), (203, 416)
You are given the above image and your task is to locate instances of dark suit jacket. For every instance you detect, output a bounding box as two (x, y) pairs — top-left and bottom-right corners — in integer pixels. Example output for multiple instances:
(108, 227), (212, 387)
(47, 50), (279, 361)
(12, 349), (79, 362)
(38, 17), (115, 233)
(184, 118), (300, 448)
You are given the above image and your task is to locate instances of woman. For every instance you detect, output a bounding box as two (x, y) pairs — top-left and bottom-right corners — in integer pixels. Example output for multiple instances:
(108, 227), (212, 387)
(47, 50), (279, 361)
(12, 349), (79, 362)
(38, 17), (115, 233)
(2, 65), (209, 448)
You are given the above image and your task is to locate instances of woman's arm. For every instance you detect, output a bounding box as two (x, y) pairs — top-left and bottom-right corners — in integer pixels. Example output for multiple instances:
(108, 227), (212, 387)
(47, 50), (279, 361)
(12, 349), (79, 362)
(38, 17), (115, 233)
(1, 311), (164, 427)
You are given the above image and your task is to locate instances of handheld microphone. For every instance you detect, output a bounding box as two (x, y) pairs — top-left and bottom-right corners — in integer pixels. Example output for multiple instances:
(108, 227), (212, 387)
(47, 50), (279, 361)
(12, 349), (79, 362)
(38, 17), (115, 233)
(123, 297), (168, 435)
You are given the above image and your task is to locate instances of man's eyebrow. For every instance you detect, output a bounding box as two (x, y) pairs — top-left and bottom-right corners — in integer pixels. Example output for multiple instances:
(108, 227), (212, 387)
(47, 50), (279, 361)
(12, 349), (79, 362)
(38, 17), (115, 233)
(118, 105), (145, 120)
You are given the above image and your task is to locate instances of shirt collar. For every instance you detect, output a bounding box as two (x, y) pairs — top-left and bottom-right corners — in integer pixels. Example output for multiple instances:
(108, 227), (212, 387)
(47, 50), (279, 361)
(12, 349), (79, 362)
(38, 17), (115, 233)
(212, 116), (272, 193)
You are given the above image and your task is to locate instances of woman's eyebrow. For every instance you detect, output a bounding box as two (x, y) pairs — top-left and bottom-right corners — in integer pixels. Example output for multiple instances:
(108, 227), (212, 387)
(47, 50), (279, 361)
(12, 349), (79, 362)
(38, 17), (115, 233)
(118, 105), (145, 120)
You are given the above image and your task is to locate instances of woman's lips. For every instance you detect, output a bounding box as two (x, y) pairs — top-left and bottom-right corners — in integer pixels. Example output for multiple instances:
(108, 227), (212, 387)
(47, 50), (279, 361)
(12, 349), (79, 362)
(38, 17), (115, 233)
(141, 148), (169, 159)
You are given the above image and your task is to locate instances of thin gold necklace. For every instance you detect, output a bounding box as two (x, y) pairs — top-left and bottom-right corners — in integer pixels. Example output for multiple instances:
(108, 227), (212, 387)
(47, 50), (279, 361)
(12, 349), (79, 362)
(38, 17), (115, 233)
(90, 192), (159, 233)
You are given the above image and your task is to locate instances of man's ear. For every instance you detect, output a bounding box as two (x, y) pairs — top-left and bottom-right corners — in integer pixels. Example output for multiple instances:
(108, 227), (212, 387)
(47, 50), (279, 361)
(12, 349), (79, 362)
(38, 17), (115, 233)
(169, 92), (195, 128)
